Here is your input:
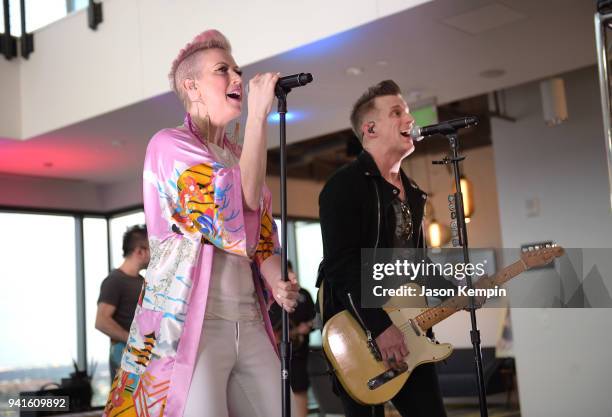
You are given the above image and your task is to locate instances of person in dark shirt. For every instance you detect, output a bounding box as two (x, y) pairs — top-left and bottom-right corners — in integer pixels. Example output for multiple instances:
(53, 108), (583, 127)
(96, 225), (150, 383)
(318, 80), (447, 417)
(269, 261), (315, 417)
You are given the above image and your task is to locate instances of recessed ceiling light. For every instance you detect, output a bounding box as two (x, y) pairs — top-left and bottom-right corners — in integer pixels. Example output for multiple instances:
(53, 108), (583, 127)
(112, 139), (126, 148)
(442, 4), (526, 35)
(345, 66), (364, 76)
(376, 60), (389, 67)
(479, 69), (506, 79)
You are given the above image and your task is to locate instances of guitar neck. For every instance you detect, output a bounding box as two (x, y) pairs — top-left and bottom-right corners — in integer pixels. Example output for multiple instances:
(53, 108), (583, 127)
(414, 260), (525, 331)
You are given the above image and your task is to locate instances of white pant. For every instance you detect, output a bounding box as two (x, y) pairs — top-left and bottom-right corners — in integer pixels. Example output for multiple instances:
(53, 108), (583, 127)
(184, 319), (290, 417)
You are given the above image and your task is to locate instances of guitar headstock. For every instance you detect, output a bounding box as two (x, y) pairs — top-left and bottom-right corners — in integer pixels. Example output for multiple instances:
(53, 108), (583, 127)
(520, 243), (565, 269)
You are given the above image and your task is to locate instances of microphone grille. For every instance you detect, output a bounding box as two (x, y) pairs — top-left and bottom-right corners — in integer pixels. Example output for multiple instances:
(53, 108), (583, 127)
(299, 73), (314, 85)
(410, 126), (424, 141)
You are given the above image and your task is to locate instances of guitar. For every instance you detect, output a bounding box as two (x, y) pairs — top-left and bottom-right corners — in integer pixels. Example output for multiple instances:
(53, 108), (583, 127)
(322, 245), (564, 405)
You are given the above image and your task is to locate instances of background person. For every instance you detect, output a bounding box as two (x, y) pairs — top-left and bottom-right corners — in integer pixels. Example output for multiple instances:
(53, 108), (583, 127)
(96, 225), (149, 383)
(269, 260), (316, 417)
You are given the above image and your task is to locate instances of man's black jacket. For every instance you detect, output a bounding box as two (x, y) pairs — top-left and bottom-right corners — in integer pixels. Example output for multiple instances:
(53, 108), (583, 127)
(318, 150), (429, 339)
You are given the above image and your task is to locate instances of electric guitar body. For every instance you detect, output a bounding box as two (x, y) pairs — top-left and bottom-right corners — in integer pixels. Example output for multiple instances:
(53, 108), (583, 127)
(322, 246), (564, 405)
(322, 285), (452, 405)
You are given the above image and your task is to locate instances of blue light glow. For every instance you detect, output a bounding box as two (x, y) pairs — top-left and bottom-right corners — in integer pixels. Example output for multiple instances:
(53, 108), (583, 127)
(267, 111), (303, 124)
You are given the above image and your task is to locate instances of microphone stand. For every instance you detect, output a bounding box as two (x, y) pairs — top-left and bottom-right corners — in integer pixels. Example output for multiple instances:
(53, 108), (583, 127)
(433, 129), (489, 417)
(275, 83), (292, 417)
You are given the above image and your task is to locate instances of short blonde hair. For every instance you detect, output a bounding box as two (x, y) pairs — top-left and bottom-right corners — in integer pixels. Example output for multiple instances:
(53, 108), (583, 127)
(168, 29), (232, 109)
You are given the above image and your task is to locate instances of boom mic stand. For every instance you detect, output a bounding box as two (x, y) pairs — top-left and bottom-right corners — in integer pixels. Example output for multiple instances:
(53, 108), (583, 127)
(274, 73), (312, 417)
(432, 125), (489, 417)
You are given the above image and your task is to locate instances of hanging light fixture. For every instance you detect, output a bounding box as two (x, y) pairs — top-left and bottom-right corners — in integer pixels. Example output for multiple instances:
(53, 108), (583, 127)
(428, 217), (444, 248)
(539, 77), (568, 126)
(423, 162), (450, 248)
(460, 176), (474, 223)
(426, 200), (450, 248)
(451, 175), (475, 223)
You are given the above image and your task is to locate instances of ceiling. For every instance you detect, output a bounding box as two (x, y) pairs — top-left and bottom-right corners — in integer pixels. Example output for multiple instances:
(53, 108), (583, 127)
(267, 93), (494, 181)
(0, 0), (598, 184)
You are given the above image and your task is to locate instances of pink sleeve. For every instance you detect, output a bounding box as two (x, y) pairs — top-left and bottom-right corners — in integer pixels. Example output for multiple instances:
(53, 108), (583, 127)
(144, 129), (263, 257)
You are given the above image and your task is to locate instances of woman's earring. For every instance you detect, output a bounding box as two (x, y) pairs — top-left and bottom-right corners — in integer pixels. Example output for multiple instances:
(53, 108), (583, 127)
(204, 113), (211, 140)
(193, 103), (210, 141)
(232, 122), (240, 143)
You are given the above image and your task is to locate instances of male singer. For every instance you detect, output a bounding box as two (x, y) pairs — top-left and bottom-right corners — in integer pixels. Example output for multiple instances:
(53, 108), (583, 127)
(318, 80), (447, 417)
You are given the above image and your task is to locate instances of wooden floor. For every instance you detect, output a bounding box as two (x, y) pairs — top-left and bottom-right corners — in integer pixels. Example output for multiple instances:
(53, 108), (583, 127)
(382, 403), (520, 417)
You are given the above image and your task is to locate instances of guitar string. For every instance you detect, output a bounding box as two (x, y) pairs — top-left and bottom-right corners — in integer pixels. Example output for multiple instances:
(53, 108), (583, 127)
(388, 259), (547, 336)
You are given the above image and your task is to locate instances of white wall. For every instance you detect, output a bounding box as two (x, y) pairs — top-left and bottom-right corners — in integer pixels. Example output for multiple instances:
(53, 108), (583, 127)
(0, 173), (103, 212)
(3, 0), (432, 140)
(97, 177), (143, 212)
(491, 65), (612, 416)
(0, 174), (146, 213)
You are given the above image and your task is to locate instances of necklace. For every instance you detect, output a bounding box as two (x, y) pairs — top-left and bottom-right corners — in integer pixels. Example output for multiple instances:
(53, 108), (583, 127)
(398, 200), (414, 241)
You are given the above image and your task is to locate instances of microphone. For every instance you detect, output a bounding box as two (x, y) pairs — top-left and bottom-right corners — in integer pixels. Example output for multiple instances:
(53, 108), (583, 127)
(276, 73), (313, 91)
(410, 116), (479, 141)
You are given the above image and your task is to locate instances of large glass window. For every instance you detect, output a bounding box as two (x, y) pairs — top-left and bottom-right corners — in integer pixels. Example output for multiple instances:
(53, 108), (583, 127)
(67, 0), (89, 13)
(83, 217), (110, 407)
(0, 2), (4, 34)
(0, 207), (325, 416)
(294, 221), (323, 346)
(6, 0), (20, 35)
(22, 0), (66, 34)
(271, 218), (323, 345)
(4, 0), (89, 37)
(109, 210), (145, 269)
(0, 212), (77, 416)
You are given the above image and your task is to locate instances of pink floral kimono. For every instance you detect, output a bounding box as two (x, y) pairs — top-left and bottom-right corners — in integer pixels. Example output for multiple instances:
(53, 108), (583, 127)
(103, 115), (280, 417)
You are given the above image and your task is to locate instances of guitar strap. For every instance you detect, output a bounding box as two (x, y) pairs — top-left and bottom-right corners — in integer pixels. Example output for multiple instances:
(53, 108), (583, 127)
(317, 280), (325, 320)
(314, 260), (326, 329)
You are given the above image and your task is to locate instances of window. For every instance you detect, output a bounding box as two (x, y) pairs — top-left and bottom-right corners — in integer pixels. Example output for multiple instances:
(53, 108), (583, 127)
(67, 0), (89, 13)
(0, 208), (149, 414)
(109, 210), (145, 269)
(0, 2), (4, 34)
(83, 217), (110, 407)
(3, 0), (89, 37)
(0, 207), (325, 415)
(0, 212), (77, 416)
(272, 218), (324, 346)
(294, 221), (323, 346)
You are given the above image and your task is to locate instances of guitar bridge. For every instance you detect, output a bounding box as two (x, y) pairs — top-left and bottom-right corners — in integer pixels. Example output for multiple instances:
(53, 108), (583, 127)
(367, 362), (409, 390)
(408, 319), (422, 336)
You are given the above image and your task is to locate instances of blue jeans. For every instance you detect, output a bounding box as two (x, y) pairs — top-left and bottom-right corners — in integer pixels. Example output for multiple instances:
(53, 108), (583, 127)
(109, 342), (126, 384)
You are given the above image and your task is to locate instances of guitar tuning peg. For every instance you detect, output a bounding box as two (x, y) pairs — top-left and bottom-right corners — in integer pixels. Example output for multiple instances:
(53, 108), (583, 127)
(450, 212), (456, 219)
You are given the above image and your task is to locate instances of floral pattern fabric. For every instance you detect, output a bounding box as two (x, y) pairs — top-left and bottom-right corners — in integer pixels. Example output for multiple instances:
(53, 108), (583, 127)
(102, 115), (280, 417)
